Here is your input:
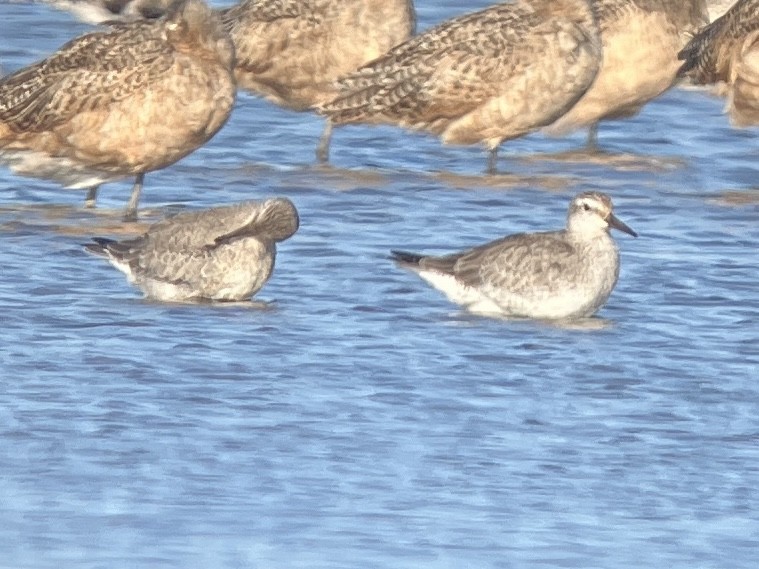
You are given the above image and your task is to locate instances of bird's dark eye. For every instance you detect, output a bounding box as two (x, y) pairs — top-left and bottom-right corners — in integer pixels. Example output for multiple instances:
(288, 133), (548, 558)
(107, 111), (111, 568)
(582, 203), (591, 211)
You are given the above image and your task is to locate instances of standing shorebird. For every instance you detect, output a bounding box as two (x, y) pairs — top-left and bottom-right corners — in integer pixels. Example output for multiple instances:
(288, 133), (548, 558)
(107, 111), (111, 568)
(84, 198), (300, 302)
(0, 0), (236, 220)
(545, 0), (709, 150)
(678, 0), (759, 127)
(391, 192), (637, 320)
(318, 0), (602, 173)
(220, 0), (416, 163)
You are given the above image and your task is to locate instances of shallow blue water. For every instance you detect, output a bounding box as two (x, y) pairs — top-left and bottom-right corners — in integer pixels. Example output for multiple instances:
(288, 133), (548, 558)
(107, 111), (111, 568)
(1, 2), (758, 568)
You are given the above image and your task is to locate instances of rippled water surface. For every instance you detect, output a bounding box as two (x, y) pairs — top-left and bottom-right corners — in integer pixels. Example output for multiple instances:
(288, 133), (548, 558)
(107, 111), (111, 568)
(1, 2), (758, 568)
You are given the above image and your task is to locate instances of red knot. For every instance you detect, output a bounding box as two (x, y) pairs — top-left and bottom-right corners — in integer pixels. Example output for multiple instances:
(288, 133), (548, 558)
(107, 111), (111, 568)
(84, 198), (300, 302)
(392, 192), (637, 320)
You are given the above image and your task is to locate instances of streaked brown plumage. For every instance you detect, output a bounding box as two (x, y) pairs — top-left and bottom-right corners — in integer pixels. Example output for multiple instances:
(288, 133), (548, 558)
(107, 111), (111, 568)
(220, 0), (416, 162)
(729, 29), (759, 126)
(318, 0), (602, 173)
(679, 0), (759, 83)
(0, 0), (236, 219)
(84, 198), (300, 302)
(546, 0), (709, 148)
(678, 0), (759, 126)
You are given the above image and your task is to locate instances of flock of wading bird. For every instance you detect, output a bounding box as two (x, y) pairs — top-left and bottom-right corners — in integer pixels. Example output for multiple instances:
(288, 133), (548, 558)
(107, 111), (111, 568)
(0, 0), (757, 319)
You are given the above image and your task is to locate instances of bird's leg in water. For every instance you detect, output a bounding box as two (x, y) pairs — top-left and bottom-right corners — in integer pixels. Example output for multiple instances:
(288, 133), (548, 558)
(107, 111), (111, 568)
(123, 172), (145, 221)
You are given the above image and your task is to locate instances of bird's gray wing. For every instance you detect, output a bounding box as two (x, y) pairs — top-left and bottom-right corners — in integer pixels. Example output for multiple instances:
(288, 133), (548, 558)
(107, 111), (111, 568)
(421, 231), (576, 296)
(142, 199), (298, 251)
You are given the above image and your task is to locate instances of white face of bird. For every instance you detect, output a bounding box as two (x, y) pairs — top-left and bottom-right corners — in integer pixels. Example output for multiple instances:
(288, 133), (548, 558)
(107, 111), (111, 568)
(567, 192), (637, 238)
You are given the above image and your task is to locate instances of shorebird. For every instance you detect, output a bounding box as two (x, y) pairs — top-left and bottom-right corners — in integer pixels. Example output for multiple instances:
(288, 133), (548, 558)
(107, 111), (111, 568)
(545, 0), (709, 150)
(391, 192), (637, 320)
(0, 0), (236, 220)
(678, 0), (759, 126)
(40, 0), (173, 23)
(220, 0), (416, 163)
(84, 198), (300, 302)
(318, 0), (602, 173)
(30, 0), (417, 164)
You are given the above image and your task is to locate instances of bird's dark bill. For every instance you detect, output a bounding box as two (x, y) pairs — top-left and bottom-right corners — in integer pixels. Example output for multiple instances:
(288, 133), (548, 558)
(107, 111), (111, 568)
(607, 213), (637, 237)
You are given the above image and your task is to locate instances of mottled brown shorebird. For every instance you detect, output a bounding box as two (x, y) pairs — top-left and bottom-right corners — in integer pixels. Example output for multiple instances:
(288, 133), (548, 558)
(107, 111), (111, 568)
(84, 198), (299, 302)
(318, 0), (602, 173)
(391, 192), (637, 320)
(678, 0), (759, 126)
(545, 0), (709, 149)
(0, 0), (236, 220)
(220, 0), (416, 163)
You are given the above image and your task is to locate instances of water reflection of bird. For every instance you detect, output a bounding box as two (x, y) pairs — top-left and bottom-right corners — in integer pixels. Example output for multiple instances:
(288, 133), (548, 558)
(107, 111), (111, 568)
(0, 0), (235, 220)
(391, 192), (637, 320)
(318, 0), (602, 173)
(84, 198), (300, 302)
(679, 0), (759, 127)
(545, 0), (709, 150)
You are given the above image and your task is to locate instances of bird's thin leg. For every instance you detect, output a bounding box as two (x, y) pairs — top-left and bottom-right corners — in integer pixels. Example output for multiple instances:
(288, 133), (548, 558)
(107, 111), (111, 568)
(486, 146), (499, 175)
(123, 173), (145, 221)
(315, 120), (333, 164)
(84, 186), (99, 209)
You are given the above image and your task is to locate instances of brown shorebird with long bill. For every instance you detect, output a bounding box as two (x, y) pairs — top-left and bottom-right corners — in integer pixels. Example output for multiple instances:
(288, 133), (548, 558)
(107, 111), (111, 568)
(221, 0), (416, 163)
(318, 0), (602, 173)
(0, 0), (236, 220)
(545, 0), (709, 149)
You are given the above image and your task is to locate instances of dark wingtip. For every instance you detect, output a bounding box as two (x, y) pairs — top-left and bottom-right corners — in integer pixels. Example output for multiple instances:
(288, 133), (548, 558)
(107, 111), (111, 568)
(390, 250), (424, 266)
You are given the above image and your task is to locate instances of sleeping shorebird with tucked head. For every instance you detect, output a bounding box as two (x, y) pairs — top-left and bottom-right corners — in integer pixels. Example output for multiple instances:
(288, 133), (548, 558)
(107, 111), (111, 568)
(221, 0), (416, 163)
(0, 0), (236, 220)
(41, 0), (174, 23)
(545, 0), (709, 150)
(84, 198), (299, 302)
(678, 0), (759, 127)
(318, 0), (601, 173)
(391, 192), (637, 320)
